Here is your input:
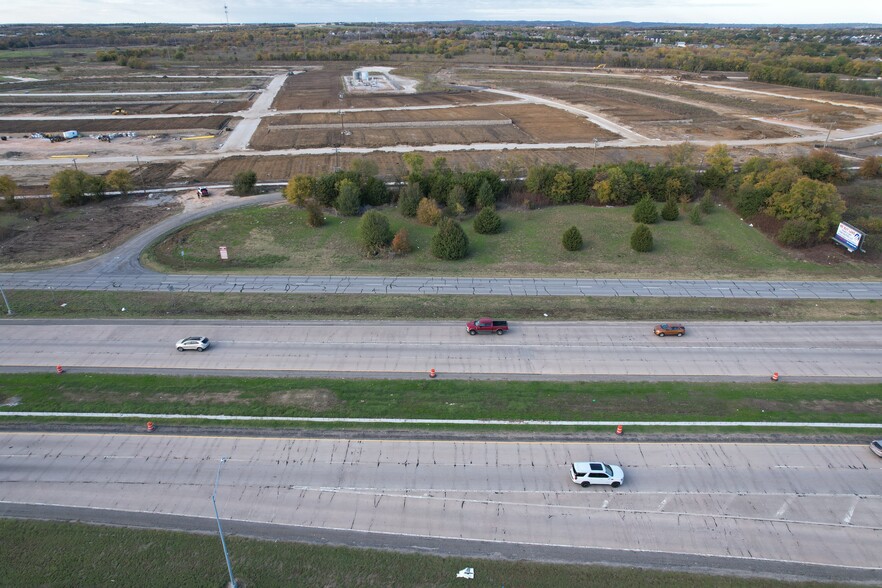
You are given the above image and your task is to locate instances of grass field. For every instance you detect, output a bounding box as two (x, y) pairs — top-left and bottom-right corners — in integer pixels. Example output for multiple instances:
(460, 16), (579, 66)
(0, 519), (828, 588)
(142, 202), (879, 279)
(2, 374), (880, 430)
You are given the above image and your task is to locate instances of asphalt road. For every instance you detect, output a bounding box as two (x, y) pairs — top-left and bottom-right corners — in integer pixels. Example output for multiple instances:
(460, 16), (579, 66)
(1, 432), (879, 582)
(2, 319), (881, 381)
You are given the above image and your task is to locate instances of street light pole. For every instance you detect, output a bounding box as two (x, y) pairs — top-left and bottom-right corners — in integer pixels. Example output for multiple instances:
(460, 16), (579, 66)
(0, 285), (12, 315)
(212, 457), (237, 588)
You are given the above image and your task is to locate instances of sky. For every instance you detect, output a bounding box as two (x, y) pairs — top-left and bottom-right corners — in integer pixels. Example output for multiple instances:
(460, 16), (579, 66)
(2, 0), (881, 25)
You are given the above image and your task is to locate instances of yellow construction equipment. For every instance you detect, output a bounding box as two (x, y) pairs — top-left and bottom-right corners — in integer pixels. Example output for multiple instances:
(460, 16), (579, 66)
(111, 108), (128, 115)
(593, 64), (606, 70)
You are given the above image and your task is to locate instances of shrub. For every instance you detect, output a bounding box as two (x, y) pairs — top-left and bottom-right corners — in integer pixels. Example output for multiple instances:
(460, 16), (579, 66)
(447, 184), (469, 213)
(397, 183), (421, 217)
(699, 190), (714, 214)
(431, 217), (469, 260)
(777, 219), (818, 248)
(473, 207), (502, 234)
(630, 224), (653, 252)
(334, 179), (361, 216)
(0, 175), (17, 207)
(476, 180), (496, 209)
(562, 226), (583, 251)
(305, 199), (324, 227)
(49, 169), (104, 206)
(391, 228), (412, 254)
(232, 170), (257, 196)
(416, 197), (442, 226)
(105, 169), (134, 196)
(858, 156), (882, 179)
(661, 198), (680, 221)
(632, 196), (659, 224)
(358, 210), (392, 254)
(734, 185), (771, 218)
(688, 205), (702, 225)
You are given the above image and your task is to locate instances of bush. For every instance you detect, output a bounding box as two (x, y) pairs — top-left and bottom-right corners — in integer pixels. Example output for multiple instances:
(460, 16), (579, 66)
(397, 183), (421, 217)
(232, 170), (257, 196)
(431, 217), (469, 260)
(334, 179), (361, 216)
(858, 156), (882, 179)
(562, 226), (583, 251)
(447, 184), (469, 214)
(699, 190), (714, 214)
(305, 199), (324, 227)
(777, 219), (818, 248)
(105, 169), (133, 196)
(49, 169), (104, 206)
(630, 224), (653, 252)
(416, 197), (442, 226)
(689, 205), (702, 225)
(285, 175), (315, 205)
(358, 210), (392, 254)
(473, 207), (502, 234)
(0, 175), (17, 207)
(661, 199), (680, 221)
(476, 180), (496, 209)
(632, 196), (659, 224)
(391, 228), (412, 254)
(734, 186), (771, 218)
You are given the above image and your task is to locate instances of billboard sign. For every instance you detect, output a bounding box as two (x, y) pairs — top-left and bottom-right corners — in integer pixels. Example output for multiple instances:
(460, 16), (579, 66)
(833, 222), (864, 252)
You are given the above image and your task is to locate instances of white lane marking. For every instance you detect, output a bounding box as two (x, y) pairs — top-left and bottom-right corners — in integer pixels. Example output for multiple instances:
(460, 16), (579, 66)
(775, 499), (791, 518)
(843, 496), (859, 525)
(601, 499), (610, 509)
(657, 496), (670, 511)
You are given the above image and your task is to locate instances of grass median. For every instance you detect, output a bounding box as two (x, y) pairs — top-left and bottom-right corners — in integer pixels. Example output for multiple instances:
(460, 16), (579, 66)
(1, 374), (879, 433)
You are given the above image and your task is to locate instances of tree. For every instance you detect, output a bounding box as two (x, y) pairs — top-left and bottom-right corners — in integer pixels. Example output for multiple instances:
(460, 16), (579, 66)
(699, 190), (714, 214)
(562, 226), (583, 251)
(777, 218), (818, 248)
(397, 183), (421, 217)
(334, 178), (360, 216)
(105, 169), (133, 196)
(766, 177), (846, 238)
(632, 196), (659, 224)
(702, 144), (734, 189)
(688, 205), (702, 225)
(473, 206), (501, 234)
(50, 169), (104, 206)
(305, 199), (324, 227)
(661, 198), (680, 221)
(476, 179), (495, 209)
(630, 224), (654, 252)
(549, 170), (574, 204)
(358, 210), (392, 254)
(232, 170), (257, 196)
(667, 141), (695, 167)
(391, 228), (412, 254)
(416, 197), (442, 226)
(0, 174), (17, 206)
(792, 150), (844, 182)
(858, 155), (882, 179)
(593, 167), (630, 205)
(402, 152), (424, 184)
(285, 175), (315, 205)
(431, 217), (469, 260)
(447, 184), (468, 214)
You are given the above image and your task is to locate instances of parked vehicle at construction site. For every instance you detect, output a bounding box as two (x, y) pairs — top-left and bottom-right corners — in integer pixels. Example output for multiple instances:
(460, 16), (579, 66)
(196, 187), (209, 197)
(467, 318), (509, 335)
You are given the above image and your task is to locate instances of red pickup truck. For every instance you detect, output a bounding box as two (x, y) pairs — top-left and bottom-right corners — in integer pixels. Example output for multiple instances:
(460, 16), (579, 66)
(467, 317), (509, 335)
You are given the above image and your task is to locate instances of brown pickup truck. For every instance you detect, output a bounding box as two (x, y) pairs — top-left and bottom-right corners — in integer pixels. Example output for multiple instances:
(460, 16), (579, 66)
(467, 318), (509, 335)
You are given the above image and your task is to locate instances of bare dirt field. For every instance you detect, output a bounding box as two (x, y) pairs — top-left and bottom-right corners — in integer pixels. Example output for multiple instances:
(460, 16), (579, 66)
(0, 115), (234, 135)
(0, 98), (253, 117)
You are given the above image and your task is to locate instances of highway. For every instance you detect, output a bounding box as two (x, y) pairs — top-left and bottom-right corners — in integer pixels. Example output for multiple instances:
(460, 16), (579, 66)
(2, 319), (881, 381)
(1, 432), (880, 582)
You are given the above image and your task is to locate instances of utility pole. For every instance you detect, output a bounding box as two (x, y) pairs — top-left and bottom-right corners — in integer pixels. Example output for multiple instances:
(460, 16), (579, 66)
(593, 138), (598, 167)
(823, 119), (835, 149)
(135, 155), (147, 195)
(212, 457), (237, 588)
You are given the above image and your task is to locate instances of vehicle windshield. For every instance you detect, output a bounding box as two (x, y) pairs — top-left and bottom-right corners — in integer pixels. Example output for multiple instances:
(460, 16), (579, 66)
(603, 464), (613, 476)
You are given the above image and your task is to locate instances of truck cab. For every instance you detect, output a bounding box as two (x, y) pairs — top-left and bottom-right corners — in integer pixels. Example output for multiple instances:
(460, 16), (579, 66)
(467, 317), (508, 335)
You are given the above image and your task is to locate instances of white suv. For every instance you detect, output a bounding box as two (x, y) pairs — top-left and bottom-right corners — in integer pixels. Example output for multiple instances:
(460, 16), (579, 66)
(175, 336), (210, 352)
(571, 461), (624, 488)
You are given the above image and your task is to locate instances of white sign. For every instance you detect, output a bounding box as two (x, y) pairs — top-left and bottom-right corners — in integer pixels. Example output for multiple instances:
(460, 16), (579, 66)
(833, 222), (863, 251)
(219, 246), (228, 260)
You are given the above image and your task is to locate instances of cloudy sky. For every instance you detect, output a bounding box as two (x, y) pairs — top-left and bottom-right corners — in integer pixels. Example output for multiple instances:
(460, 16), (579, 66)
(3, 0), (881, 25)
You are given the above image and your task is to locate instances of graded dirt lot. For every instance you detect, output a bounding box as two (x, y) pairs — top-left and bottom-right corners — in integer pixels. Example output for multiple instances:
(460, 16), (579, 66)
(0, 115), (234, 135)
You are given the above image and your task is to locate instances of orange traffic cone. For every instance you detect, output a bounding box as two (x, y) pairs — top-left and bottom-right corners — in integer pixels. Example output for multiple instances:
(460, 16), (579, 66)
(146, 421), (155, 432)
(616, 424), (623, 435)
(771, 372), (779, 382)
(56, 365), (64, 374)
(429, 368), (436, 378)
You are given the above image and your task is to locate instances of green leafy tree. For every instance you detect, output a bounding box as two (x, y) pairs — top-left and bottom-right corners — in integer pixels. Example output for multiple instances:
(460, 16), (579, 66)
(232, 170), (258, 196)
(285, 175), (316, 205)
(105, 169), (134, 196)
(667, 142), (695, 167)
(431, 217), (469, 260)
(402, 152), (424, 184)
(766, 177), (845, 238)
(688, 205), (702, 225)
(630, 224), (654, 252)
(699, 190), (714, 214)
(661, 198), (680, 221)
(50, 169), (104, 206)
(562, 226), (583, 251)
(858, 155), (882, 179)
(792, 150), (844, 183)
(473, 206), (501, 234)
(632, 196), (659, 224)
(397, 183), (421, 217)
(334, 178), (361, 216)
(549, 170), (574, 204)
(593, 167), (630, 205)
(305, 199), (324, 227)
(702, 144), (734, 189)
(416, 197), (442, 226)
(476, 179), (496, 209)
(358, 210), (392, 254)
(777, 218), (818, 248)
(447, 184), (469, 215)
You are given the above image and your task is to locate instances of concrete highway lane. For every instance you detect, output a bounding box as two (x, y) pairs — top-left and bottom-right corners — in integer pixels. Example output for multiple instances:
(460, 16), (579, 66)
(0, 432), (880, 581)
(1, 319), (882, 381)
